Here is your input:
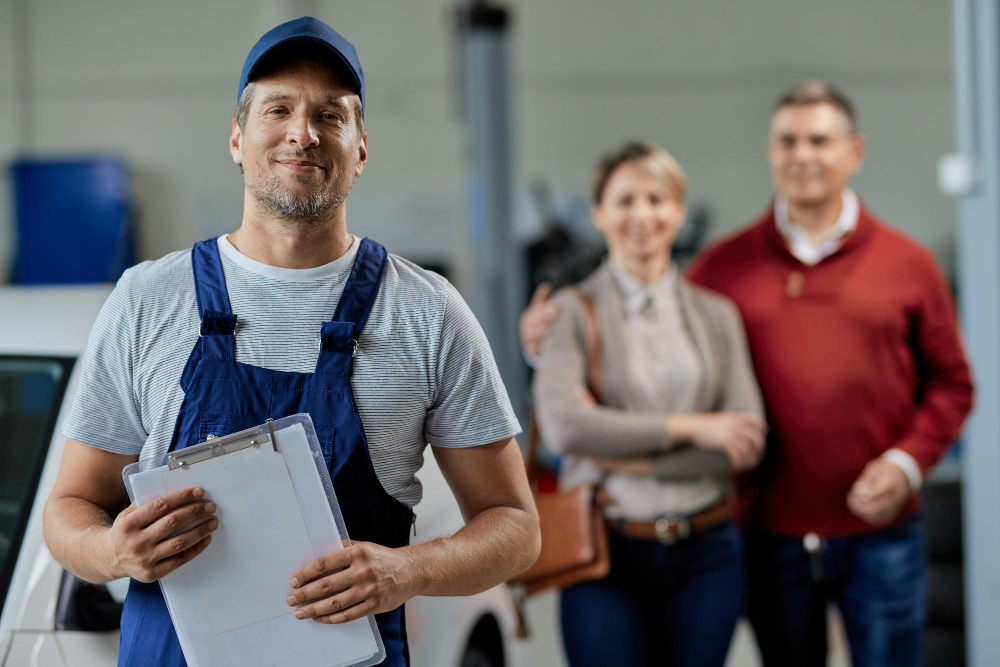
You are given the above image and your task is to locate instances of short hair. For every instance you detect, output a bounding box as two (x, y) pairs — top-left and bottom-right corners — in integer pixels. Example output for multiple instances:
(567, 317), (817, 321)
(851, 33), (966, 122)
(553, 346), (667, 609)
(591, 140), (687, 205)
(233, 45), (366, 137)
(773, 80), (857, 133)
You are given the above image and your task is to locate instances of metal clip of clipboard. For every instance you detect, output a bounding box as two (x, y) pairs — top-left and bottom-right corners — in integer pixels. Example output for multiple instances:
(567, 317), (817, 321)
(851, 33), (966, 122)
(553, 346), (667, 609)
(168, 418), (280, 470)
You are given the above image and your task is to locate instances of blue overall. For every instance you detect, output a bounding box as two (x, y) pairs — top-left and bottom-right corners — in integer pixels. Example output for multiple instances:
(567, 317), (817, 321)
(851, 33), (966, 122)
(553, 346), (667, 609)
(118, 237), (413, 666)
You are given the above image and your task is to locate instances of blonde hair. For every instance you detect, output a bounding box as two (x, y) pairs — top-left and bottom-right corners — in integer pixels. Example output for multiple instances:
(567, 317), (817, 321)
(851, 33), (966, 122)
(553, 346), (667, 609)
(591, 140), (687, 205)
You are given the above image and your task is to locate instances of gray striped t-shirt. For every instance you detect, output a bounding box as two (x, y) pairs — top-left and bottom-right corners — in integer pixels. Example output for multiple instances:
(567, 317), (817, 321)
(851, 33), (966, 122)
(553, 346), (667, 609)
(62, 234), (521, 508)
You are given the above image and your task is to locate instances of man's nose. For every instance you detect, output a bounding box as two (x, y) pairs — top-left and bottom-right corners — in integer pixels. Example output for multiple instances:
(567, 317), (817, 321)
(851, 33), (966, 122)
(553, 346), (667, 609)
(285, 112), (319, 148)
(790, 140), (814, 162)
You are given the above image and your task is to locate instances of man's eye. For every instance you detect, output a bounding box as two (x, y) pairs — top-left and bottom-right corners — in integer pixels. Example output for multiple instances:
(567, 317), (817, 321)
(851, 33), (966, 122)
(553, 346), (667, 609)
(321, 113), (342, 121)
(266, 108), (288, 115)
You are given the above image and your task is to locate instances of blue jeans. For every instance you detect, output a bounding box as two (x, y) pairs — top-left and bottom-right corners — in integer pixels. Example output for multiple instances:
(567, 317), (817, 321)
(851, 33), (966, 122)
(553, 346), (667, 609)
(560, 519), (744, 667)
(745, 515), (927, 667)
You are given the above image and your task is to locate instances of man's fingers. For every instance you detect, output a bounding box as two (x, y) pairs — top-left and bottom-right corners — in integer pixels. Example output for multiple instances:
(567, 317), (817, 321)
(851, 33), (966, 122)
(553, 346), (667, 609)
(313, 597), (380, 625)
(152, 534), (213, 580)
(291, 547), (353, 588)
(152, 516), (219, 561)
(850, 469), (881, 502)
(293, 579), (372, 620)
(540, 302), (560, 322)
(525, 304), (559, 329)
(528, 283), (553, 306)
(127, 487), (205, 529)
(147, 501), (216, 542)
(849, 501), (893, 526)
(287, 568), (356, 606)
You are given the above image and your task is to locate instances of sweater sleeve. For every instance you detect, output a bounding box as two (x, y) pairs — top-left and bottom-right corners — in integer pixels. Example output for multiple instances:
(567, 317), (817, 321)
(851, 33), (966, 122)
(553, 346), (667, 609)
(532, 292), (671, 458)
(892, 254), (975, 472)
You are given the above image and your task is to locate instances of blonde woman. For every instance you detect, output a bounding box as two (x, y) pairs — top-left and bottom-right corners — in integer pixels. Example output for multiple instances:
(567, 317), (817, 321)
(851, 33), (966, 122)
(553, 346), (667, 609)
(533, 141), (766, 667)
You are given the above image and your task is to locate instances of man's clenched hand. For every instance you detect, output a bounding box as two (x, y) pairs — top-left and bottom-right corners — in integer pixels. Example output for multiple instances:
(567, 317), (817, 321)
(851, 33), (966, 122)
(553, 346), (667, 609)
(105, 486), (218, 583)
(847, 458), (912, 526)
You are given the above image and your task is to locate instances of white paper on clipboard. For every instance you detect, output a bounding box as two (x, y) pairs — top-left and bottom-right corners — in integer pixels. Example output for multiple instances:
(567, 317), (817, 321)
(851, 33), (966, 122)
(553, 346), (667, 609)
(123, 414), (384, 667)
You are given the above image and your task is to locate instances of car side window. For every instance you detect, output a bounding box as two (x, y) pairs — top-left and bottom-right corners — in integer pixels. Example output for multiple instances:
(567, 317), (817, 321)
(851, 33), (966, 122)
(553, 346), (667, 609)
(0, 356), (74, 604)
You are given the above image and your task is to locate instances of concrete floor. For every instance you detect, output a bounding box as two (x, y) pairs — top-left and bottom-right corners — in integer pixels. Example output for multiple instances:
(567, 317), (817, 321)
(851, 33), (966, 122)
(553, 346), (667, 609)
(509, 590), (851, 667)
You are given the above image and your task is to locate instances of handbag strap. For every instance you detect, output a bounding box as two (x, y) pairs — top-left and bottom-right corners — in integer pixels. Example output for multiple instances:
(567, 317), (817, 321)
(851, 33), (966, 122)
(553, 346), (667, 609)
(525, 288), (602, 484)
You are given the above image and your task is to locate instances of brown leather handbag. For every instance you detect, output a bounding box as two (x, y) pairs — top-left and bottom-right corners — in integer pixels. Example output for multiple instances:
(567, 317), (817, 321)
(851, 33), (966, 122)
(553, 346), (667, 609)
(510, 289), (610, 617)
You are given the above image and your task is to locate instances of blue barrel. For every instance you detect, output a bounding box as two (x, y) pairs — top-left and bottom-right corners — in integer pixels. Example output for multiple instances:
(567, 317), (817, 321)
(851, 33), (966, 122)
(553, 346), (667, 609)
(11, 157), (134, 284)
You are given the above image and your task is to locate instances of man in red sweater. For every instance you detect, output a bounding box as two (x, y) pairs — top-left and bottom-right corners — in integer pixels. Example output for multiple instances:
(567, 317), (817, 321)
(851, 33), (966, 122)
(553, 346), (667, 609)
(687, 81), (973, 667)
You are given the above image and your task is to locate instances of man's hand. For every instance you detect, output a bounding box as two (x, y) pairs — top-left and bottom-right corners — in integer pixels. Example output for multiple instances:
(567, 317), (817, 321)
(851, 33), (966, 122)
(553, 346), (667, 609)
(668, 412), (767, 471)
(847, 458), (912, 526)
(519, 283), (559, 360)
(287, 541), (419, 624)
(104, 487), (218, 583)
(284, 437), (538, 618)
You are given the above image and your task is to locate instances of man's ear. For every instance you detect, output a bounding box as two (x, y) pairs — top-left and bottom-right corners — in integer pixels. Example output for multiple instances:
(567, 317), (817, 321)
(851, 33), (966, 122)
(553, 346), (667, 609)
(354, 132), (368, 178)
(849, 132), (867, 175)
(230, 118), (243, 166)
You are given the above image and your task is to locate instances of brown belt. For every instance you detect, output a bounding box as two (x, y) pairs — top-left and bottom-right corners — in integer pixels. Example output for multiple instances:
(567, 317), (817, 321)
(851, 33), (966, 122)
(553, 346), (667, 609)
(614, 499), (733, 545)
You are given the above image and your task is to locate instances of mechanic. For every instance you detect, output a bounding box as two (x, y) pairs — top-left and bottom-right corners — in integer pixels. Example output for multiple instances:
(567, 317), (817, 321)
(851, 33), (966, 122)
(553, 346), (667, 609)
(42, 16), (540, 667)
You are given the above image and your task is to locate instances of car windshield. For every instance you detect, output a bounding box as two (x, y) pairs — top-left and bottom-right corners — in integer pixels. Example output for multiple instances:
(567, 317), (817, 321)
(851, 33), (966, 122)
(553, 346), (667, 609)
(0, 356), (74, 606)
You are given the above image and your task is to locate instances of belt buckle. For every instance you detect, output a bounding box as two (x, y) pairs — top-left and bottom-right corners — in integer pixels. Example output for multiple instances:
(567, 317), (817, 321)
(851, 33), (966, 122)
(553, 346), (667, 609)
(654, 513), (690, 545)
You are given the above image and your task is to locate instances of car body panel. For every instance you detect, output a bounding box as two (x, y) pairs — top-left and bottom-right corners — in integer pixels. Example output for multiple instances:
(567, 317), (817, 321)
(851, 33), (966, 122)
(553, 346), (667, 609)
(6, 632), (67, 667)
(57, 631), (121, 667)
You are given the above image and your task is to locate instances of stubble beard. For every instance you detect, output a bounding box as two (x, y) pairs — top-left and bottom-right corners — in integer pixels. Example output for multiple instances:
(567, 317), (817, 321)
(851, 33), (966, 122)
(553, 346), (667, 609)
(245, 160), (354, 225)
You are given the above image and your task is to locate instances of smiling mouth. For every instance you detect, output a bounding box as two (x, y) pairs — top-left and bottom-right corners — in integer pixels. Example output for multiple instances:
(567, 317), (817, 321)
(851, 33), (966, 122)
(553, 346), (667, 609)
(277, 160), (324, 171)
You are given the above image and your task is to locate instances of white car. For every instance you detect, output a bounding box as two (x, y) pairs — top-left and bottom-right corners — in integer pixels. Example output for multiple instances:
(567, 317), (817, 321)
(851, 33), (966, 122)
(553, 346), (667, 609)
(0, 286), (518, 667)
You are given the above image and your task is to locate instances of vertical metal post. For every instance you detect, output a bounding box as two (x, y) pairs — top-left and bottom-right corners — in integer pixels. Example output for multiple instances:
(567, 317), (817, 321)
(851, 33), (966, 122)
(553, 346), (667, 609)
(948, 0), (1000, 663)
(12, 0), (33, 153)
(455, 2), (527, 424)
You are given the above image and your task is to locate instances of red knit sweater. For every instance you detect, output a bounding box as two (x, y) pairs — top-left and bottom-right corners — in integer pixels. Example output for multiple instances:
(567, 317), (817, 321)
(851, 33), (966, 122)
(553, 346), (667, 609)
(688, 203), (974, 536)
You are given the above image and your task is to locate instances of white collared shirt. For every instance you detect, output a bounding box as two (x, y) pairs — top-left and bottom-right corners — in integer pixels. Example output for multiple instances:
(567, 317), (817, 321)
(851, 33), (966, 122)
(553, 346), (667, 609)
(775, 188), (860, 265)
(773, 190), (923, 492)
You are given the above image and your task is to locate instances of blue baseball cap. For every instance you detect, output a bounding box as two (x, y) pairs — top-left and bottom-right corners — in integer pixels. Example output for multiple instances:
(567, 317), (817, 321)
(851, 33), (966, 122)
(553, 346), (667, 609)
(237, 16), (365, 109)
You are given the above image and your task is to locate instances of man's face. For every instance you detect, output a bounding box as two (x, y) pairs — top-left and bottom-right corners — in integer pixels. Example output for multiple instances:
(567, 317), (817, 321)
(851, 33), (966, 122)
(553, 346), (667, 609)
(767, 102), (864, 207)
(230, 58), (367, 221)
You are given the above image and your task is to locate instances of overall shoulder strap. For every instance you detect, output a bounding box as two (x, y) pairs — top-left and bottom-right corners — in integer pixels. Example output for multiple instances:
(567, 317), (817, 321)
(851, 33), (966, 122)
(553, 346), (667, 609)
(190, 238), (236, 360)
(331, 237), (387, 335)
(191, 238), (233, 317)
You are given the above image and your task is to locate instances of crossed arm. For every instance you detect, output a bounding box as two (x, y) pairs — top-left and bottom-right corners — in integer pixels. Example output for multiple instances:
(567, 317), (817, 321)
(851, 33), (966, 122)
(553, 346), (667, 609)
(44, 435), (539, 624)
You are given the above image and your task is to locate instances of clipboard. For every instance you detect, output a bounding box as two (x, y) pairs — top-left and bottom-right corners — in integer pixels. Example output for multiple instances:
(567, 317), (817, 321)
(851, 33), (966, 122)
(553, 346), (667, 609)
(122, 413), (386, 667)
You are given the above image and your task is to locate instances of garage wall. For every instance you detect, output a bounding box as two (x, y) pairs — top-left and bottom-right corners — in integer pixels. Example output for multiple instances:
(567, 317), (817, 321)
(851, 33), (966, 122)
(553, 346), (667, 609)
(0, 0), (956, 291)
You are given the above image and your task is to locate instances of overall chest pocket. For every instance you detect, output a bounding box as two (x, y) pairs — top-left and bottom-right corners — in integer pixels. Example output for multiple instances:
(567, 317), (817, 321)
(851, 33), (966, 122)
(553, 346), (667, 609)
(198, 411), (264, 442)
